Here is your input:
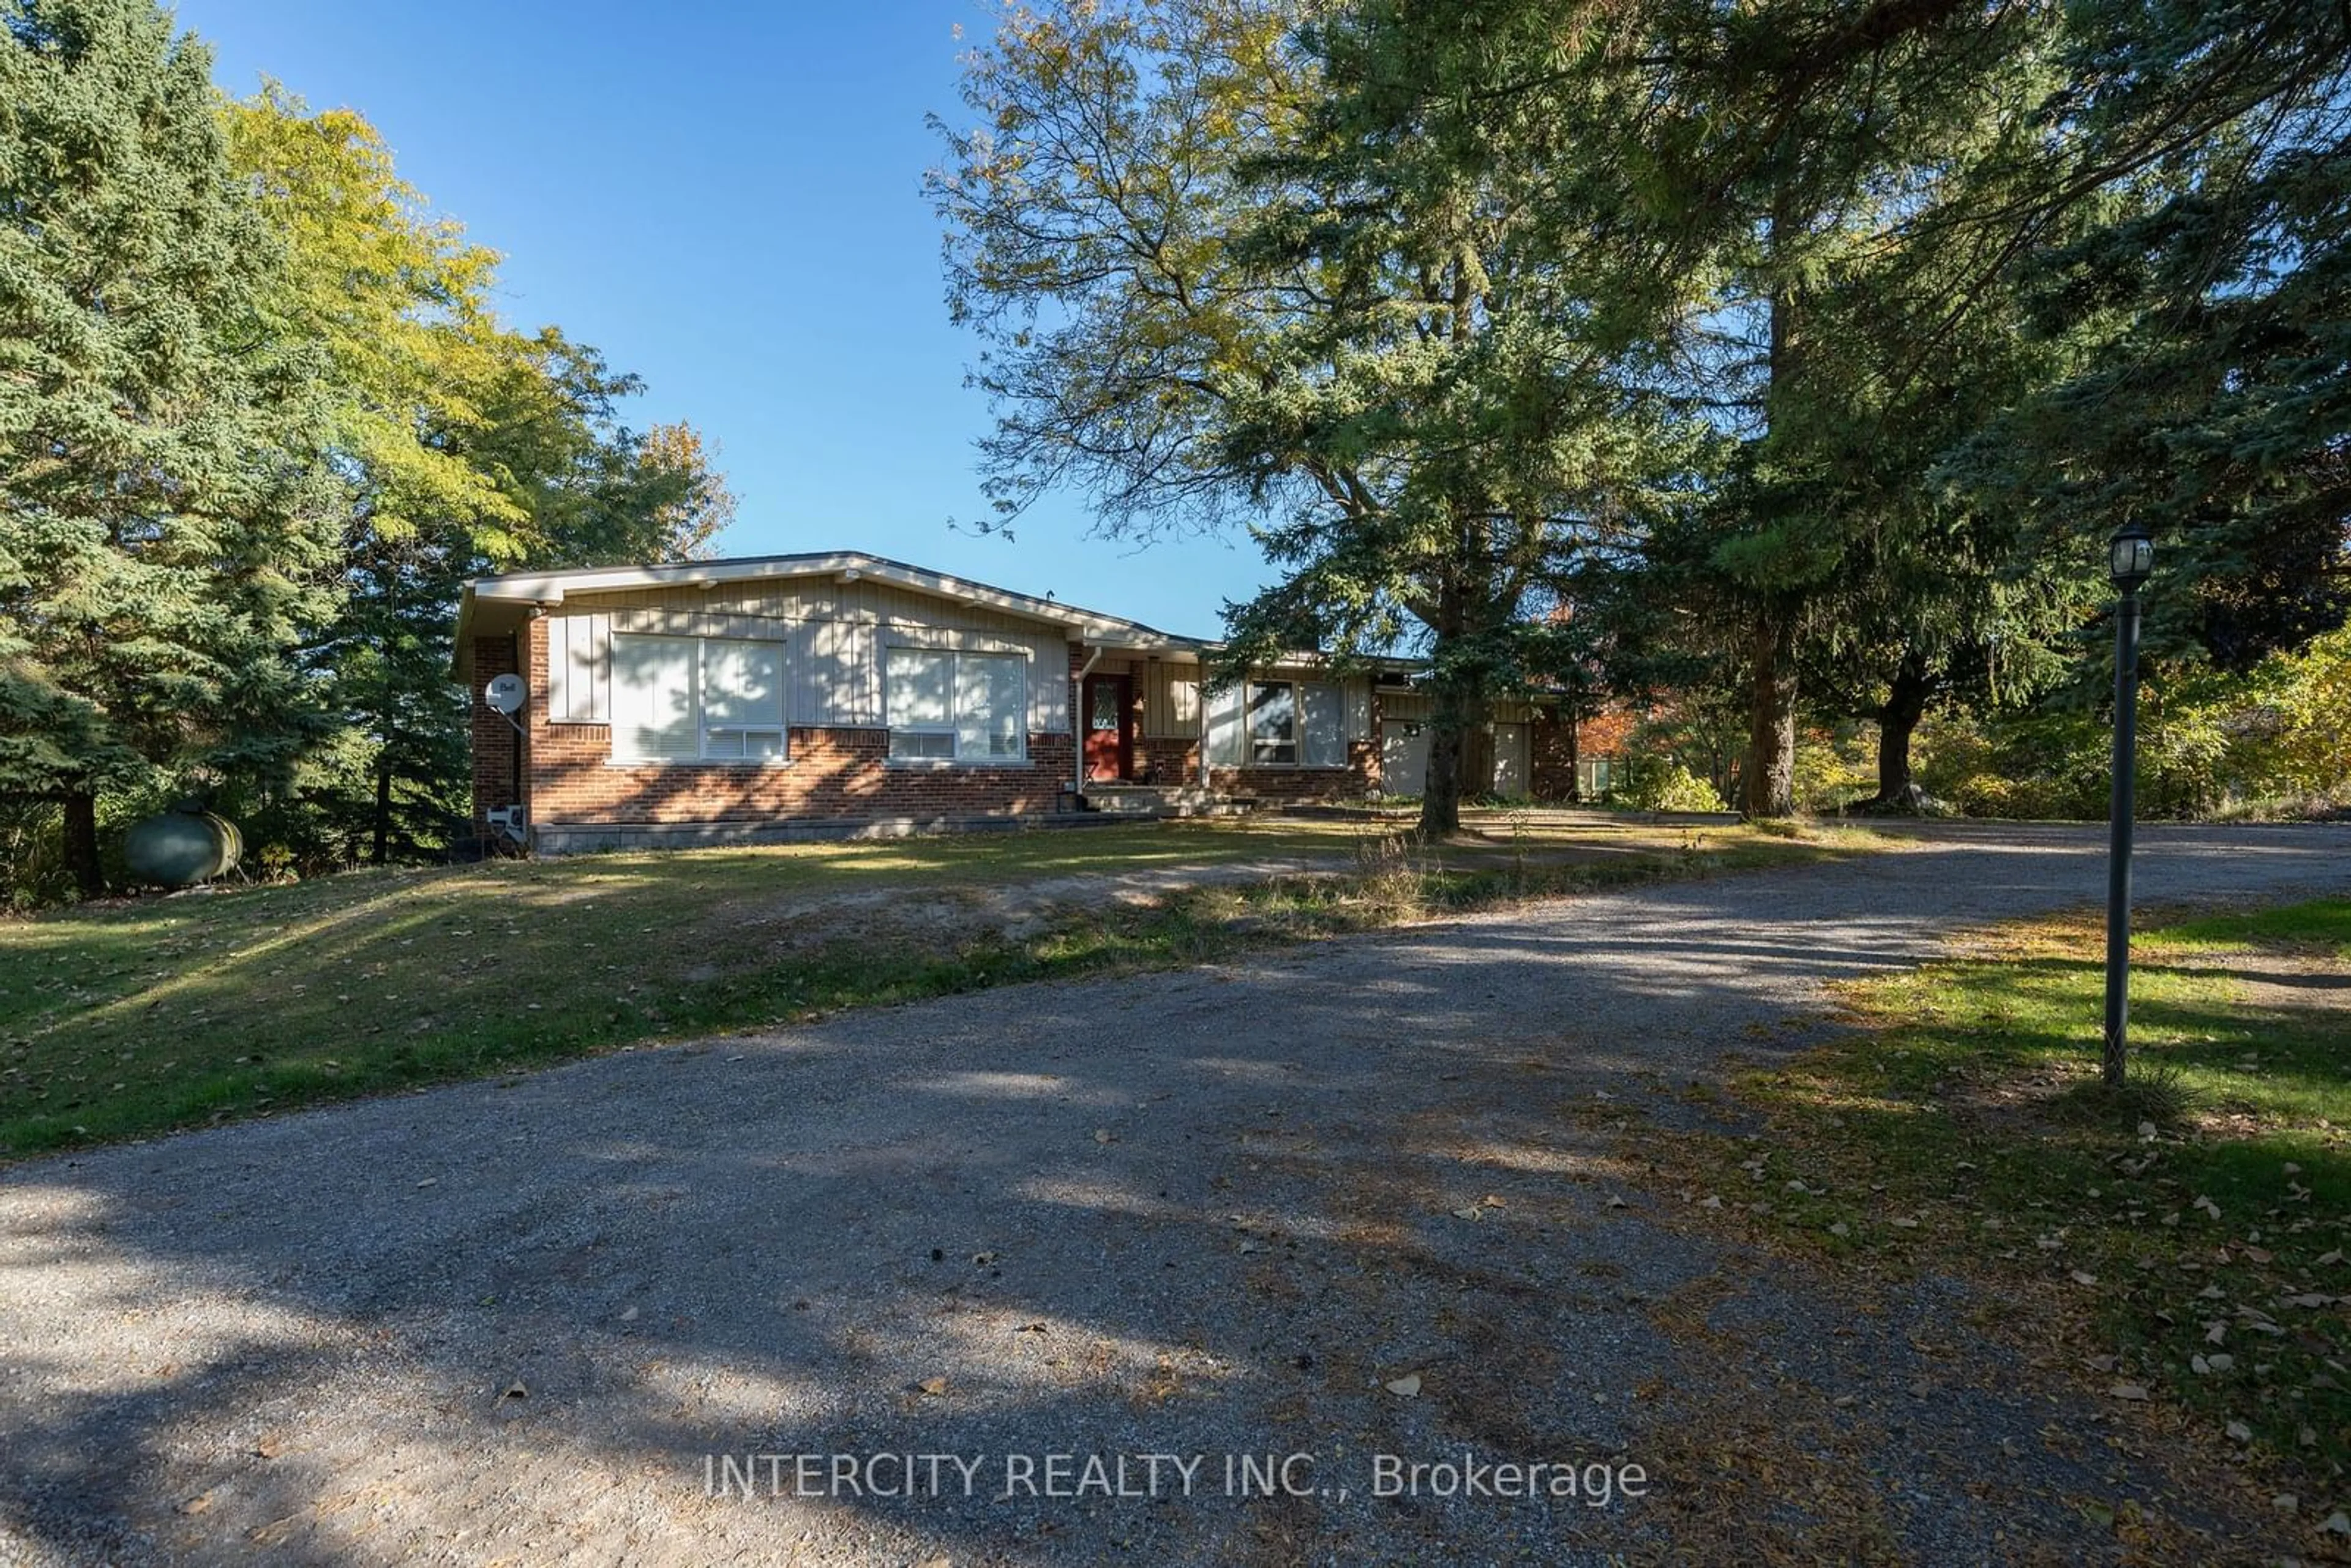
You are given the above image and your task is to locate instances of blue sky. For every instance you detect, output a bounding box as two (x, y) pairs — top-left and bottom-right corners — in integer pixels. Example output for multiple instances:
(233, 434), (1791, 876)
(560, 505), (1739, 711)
(177, 0), (1270, 638)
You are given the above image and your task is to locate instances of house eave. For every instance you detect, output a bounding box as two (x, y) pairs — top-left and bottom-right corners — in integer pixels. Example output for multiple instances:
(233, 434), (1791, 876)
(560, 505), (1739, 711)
(463, 551), (1202, 644)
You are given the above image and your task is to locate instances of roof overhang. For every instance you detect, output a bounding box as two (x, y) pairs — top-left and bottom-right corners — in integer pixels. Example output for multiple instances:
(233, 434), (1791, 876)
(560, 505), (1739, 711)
(448, 550), (1451, 685)
(452, 550), (1214, 679)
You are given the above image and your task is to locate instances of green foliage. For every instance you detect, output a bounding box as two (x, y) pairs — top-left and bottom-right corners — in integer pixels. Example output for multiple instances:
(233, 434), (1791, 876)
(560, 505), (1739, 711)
(2233, 626), (2351, 801)
(1914, 629), (2351, 820)
(1307, 0), (2349, 818)
(227, 90), (738, 871)
(1947, 0), (2351, 672)
(931, 0), (1698, 835)
(1791, 724), (1876, 815)
(1611, 756), (1730, 814)
(0, 17), (735, 902)
(0, 0), (345, 897)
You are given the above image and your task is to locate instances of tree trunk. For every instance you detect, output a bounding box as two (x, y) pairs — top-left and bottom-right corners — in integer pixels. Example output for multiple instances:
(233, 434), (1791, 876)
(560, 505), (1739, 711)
(1421, 709), (1467, 838)
(1741, 187), (1803, 824)
(1869, 655), (1935, 811)
(1419, 677), (1491, 839)
(62, 790), (102, 900)
(370, 753), (394, 866)
(1461, 723), (1494, 803)
(1416, 569), (1484, 837)
(1563, 702), (1582, 804)
(1743, 610), (1797, 818)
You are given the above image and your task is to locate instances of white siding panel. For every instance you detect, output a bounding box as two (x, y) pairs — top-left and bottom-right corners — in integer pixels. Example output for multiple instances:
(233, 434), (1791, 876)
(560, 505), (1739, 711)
(1382, 689), (1431, 721)
(1146, 662), (1201, 738)
(1381, 723), (1430, 794)
(577, 576), (1070, 637)
(1490, 722), (1532, 796)
(546, 613), (610, 722)
(546, 615), (568, 718)
(1031, 634), (1071, 733)
(792, 618), (880, 726)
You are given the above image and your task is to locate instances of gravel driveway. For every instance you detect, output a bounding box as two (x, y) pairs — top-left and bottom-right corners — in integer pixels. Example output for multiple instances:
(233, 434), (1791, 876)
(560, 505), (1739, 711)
(4, 823), (2346, 1566)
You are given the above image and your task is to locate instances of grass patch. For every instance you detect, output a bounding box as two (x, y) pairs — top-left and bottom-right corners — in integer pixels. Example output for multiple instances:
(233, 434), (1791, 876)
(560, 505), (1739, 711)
(1648, 898), (2351, 1488)
(0, 816), (1881, 1158)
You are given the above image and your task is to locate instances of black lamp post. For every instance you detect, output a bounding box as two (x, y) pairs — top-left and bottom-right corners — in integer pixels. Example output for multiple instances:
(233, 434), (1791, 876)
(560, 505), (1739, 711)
(2102, 520), (2155, 1089)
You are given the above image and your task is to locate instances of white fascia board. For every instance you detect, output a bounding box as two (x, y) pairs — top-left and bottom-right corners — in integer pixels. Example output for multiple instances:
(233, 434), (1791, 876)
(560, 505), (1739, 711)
(466, 552), (1199, 645)
(468, 555), (861, 605)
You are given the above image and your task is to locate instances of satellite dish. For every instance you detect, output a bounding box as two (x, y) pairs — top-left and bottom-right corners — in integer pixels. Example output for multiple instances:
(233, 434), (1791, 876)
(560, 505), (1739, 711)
(484, 673), (527, 715)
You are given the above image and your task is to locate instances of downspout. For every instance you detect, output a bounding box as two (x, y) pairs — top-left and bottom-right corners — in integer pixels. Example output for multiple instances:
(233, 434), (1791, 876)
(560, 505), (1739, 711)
(1201, 660), (1224, 791)
(1075, 643), (1104, 800)
(517, 611), (539, 846)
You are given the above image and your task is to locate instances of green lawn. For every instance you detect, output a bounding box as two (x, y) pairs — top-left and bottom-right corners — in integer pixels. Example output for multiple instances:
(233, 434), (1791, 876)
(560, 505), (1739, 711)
(1654, 898), (2351, 1482)
(1, 814), (1878, 1158)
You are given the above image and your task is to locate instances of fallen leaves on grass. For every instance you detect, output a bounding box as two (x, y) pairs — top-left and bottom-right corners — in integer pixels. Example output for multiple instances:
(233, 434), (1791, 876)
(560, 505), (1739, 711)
(1621, 901), (2351, 1522)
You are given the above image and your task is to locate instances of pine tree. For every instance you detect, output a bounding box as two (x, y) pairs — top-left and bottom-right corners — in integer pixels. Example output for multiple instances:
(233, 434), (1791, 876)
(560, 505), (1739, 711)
(0, 0), (340, 896)
(932, 0), (1685, 834)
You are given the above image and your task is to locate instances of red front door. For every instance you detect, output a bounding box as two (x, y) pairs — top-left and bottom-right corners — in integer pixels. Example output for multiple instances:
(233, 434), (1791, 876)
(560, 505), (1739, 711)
(1084, 674), (1132, 782)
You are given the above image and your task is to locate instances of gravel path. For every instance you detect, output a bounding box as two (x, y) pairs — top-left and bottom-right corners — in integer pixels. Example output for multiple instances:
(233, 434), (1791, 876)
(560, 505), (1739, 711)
(3, 823), (2345, 1567)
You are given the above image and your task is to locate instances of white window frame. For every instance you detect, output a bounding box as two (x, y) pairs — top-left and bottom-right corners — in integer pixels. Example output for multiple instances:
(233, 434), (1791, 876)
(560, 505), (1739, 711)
(1212, 677), (1348, 769)
(885, 646), (1030, 765)
(1246, 680), (1297, 765)
(609, 633), (789, 766)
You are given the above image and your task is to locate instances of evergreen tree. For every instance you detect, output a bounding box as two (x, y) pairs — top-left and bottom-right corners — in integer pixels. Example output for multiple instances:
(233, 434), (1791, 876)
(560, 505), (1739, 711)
(1948, 0), (2351, 673)
(932, 0), (1685, 833)
(0, 0), (340, 896)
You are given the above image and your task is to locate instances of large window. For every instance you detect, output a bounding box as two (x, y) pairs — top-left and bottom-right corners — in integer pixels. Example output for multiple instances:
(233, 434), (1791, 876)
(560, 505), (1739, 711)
(886, 648), (1027, 762)
(611, 634), (786, 763)
(1246, 681), (1295, 764)
(1208, 678), (1345, 767)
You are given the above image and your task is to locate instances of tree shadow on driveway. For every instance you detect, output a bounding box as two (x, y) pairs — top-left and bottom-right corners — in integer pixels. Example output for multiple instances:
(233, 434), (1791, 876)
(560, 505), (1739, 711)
(4, 824), (2348, 1565)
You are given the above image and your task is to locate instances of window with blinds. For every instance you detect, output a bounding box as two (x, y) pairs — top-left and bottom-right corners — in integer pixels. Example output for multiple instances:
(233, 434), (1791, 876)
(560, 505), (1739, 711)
(886, 648), (1027, 762)
(610, 634), (786, 763)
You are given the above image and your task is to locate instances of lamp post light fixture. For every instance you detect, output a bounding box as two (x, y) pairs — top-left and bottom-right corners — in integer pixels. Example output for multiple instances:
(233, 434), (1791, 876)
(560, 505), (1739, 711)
(2102, 520), (2155, 1089)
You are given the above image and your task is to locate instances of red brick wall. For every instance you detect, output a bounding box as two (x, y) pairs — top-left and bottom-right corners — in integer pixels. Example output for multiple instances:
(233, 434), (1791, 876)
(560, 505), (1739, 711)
(532, 728), (1076, 825)
(1207, 766), (1368, 801)
(470, 633), (520, 833)
(1138, 737), (1199, 785)
(520, 616), (1077, 832)
(1209, 737), (1378, 801)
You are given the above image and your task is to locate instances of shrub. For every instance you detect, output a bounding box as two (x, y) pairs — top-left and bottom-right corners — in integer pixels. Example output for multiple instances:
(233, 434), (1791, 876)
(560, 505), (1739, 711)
(1794, 723), (1877, 814)
(1910, 627), (2351, 822)
(1614, 756), (1731, 813)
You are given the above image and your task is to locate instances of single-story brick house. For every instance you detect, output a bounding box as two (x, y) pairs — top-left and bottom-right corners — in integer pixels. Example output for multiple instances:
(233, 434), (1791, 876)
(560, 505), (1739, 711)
(456, 552), (1591, 852)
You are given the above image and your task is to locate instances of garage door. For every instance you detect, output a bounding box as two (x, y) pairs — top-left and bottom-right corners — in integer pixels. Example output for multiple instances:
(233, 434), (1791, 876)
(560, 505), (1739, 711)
(1490, 722), (1531, 798)
(1381, 721), (1429, 795)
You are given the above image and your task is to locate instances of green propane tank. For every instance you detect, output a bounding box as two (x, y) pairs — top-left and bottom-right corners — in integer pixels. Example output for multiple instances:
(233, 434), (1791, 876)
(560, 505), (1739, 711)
(124, 811), (242, 887)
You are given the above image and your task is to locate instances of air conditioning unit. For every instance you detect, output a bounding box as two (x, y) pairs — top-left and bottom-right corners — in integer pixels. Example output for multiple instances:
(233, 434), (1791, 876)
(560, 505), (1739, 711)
(485, 805), (527, 845)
